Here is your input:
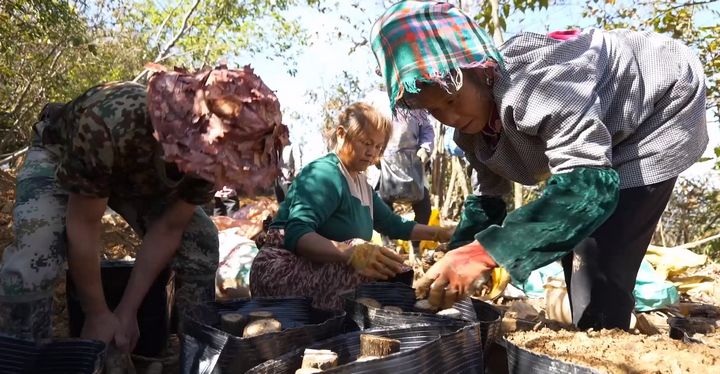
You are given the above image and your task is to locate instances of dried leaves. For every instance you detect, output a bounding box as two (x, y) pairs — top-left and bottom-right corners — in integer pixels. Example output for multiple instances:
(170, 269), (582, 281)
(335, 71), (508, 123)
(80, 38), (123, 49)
(147, 64), (289, 195)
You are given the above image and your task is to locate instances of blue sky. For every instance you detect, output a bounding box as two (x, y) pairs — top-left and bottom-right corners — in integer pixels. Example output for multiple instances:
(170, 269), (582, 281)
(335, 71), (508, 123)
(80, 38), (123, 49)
(235, 0), (720, 165)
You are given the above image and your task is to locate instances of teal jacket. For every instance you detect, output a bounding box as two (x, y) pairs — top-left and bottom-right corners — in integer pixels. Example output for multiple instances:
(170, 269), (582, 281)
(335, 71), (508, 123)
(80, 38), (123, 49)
(272, 153), (416, 251)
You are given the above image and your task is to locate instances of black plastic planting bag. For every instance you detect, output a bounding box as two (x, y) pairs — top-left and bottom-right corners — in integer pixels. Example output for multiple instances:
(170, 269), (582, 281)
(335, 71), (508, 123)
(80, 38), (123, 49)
(180, 297), (345, 374)
(0, 334), (106, 374)
(503, 339), (602, 374)
(247, 321), (484, 374)
(341, 282), (503, 355)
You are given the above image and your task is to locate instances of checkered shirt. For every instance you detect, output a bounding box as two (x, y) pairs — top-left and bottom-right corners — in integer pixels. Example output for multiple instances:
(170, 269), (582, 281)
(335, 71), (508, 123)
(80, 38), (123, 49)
(455, 29), (708, 194)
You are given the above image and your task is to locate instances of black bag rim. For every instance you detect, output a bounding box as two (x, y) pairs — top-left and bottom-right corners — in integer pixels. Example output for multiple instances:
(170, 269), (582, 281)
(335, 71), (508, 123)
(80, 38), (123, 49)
(502, 337), (603, 374)
(182, 296), (346, 341)
(247, 321), (479, 373)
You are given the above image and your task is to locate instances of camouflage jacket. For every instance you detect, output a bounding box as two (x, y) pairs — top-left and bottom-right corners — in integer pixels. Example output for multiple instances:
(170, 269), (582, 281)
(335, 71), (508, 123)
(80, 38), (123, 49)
(42, 82), (214, 205)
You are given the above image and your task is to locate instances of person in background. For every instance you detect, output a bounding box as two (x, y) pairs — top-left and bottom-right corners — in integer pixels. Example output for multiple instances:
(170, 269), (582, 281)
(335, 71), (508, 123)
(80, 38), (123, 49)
(214, 186), (240, 216)
(365, 89), (435, 251)
(250, 102), (454, 310)
(275, 142), (296, 203)
(370, 1), (708, 330)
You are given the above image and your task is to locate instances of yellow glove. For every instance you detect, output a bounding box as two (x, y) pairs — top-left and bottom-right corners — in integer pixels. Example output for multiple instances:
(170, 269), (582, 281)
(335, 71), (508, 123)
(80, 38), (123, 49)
(347, 242), (405, 280)
(432, 226), (455, 243)
(480, 267), (511, 301)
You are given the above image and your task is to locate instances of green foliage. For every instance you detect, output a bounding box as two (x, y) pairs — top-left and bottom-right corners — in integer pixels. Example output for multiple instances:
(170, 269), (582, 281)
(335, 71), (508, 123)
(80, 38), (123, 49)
(0, 0), (321, 154)
(123, 0), (315, 70)
(471, 0), (550, 37)
(0, 0), (146, 153)
(658, 178), (720, 260)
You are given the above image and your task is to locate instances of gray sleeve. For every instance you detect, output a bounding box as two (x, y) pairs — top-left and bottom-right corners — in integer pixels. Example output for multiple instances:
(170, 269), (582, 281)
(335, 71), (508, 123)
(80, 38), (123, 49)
(416, 111), (435, 153)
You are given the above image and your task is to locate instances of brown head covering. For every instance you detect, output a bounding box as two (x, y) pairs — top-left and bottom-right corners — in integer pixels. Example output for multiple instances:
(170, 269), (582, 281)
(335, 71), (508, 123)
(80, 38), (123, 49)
(146, 64), (289, 195)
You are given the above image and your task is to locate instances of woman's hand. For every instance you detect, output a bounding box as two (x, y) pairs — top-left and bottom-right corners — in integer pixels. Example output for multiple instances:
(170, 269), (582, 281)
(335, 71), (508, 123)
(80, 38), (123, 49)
(346, 241), (405, 280)
(433, 226), (456, 242)
(414, 240), (497, 308)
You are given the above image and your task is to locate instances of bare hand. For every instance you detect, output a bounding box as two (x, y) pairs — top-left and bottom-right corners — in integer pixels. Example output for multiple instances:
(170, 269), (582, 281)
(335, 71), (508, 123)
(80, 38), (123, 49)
(81, 310), (120, 345)
(113, 308), (140, 354)
(433, 226), (456, 243)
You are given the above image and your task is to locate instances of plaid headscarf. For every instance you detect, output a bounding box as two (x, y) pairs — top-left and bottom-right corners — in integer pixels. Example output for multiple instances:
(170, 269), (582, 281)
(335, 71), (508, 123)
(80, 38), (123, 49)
(370, 1), (503, 111)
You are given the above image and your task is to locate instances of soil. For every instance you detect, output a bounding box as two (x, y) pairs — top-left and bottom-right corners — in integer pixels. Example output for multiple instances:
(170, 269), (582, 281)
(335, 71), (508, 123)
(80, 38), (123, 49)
(501, 263), (720, 374)
(507, 327), (720, 374)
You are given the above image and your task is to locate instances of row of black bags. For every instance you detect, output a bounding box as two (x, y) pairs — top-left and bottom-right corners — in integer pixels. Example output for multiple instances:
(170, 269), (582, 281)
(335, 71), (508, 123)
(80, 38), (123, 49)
(0, 280), (606, 374)
(181, 282), (503, 374)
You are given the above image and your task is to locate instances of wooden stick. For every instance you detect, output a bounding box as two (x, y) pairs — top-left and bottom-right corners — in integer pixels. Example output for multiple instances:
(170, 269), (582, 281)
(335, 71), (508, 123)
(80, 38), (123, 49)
(356, 297), (381, 309)
(359, 334), (400, 358)
(243, 318), (282, 337)
(220, 313), (248, 336)
(648, 230), (720, 251)
(441, 157), (458, 218)
(295, 369), (322, 374)
(248, 310), (274, 322)
(300, 349), (338, 370)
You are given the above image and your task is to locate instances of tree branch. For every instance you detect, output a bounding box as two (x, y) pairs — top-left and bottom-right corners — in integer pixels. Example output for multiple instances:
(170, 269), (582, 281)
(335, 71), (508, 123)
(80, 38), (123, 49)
(348, 37), (368, 55)
(9, 44), (63, 114)
(645, 0), (720, 25)
(660, 0), (719, 13)
(202, 22), (223, 66)
(0, 146), (28, 166)
(133, 0), (202, 82)
(155, 0), (201, 61)
(150, 3), (179, 51)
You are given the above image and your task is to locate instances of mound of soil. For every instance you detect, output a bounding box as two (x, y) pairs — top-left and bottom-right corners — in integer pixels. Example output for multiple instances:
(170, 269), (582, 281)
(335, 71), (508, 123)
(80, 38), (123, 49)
(508, 327), (720, 373)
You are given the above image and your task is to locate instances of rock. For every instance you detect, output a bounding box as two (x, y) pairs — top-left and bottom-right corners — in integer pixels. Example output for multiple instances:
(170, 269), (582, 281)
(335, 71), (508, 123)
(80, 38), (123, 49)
(635, 313), (661, 336)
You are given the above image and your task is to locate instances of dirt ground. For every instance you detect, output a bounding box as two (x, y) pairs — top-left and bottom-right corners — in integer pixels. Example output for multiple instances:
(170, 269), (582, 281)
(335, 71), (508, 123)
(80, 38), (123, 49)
(500, 263), (720, 374)
(508, 327), (720, 373)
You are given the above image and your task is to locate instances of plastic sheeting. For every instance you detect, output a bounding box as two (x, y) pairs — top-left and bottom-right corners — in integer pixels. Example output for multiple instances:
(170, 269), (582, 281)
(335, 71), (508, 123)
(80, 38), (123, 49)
(180, 297), (345, 374)
(341, 282), (503, 358)
(503, 338), (602, 374)
(0, 335), (106, 374)
(247, 322), (484, 374)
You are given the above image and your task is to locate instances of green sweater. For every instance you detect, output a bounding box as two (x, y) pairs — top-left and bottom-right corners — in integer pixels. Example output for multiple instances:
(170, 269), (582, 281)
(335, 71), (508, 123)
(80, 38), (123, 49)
(272, 153), (416, 252)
